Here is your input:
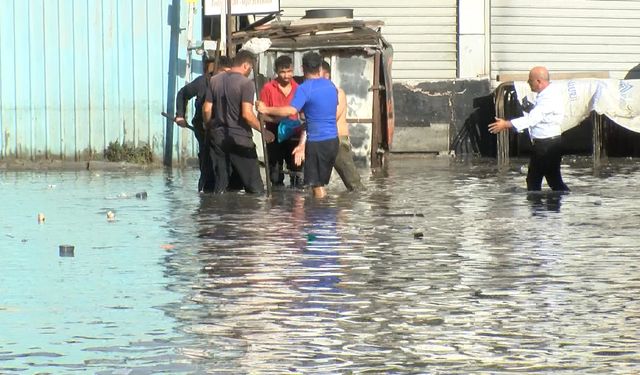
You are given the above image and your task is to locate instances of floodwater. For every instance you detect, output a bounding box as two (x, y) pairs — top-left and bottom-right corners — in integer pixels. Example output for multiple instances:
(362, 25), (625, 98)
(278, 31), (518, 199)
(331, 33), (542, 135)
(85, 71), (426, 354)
(1, 156), (639, 374)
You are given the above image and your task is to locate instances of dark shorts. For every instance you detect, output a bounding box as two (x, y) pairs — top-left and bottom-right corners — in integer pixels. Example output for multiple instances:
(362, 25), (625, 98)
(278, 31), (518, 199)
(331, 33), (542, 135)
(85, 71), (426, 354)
(304, 137), (339, 187)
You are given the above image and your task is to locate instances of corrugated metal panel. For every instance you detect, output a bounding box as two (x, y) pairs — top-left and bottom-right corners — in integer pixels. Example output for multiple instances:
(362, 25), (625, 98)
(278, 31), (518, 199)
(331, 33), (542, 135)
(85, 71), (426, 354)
(491, 0), (640, 80)
(279, 0), (458, 83)
(0, 0), (200, 162)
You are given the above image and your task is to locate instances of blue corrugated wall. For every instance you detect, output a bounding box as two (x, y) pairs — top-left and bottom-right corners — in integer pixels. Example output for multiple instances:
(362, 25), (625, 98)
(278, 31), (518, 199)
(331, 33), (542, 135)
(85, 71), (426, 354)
(0, 0), (201, 163)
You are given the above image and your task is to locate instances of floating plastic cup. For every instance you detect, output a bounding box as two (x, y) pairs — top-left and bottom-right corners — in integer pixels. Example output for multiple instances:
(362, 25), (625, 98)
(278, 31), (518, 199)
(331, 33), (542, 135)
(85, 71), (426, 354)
(59, 244), (75, 257)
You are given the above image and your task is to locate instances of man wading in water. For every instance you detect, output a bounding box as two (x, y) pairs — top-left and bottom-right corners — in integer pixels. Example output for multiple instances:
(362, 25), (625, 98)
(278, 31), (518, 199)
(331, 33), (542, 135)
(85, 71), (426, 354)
(259, 55), (302, 188)
(203, 50), (275, 194)
(489, 66), (570, 192)
(174, 56), (231, 192)
(320, 61), (364, 192)
(257, 52), (339, 199)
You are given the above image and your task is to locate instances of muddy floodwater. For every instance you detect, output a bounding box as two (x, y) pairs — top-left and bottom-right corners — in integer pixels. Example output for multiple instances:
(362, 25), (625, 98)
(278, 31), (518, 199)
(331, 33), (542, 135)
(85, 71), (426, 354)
(1, 156), (639, 374)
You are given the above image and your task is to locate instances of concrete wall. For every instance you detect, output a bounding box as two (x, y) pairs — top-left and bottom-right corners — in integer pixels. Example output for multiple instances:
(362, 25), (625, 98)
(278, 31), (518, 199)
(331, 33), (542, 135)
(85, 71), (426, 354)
(392, 79), (491, 153)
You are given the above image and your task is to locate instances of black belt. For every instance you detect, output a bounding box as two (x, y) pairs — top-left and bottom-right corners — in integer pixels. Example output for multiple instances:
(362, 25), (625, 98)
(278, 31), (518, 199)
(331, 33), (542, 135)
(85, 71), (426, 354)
(531, 135), (561, 145)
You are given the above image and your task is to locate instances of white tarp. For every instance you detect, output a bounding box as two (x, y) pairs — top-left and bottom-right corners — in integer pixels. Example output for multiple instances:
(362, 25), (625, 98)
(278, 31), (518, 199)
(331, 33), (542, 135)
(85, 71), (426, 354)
(514, 79), (640, 133)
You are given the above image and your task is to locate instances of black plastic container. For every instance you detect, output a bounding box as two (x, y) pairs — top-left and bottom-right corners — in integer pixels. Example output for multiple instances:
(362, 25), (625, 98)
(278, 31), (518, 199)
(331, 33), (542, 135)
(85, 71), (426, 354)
(59, 245), (75, 257)
(303, 9), (353, 19)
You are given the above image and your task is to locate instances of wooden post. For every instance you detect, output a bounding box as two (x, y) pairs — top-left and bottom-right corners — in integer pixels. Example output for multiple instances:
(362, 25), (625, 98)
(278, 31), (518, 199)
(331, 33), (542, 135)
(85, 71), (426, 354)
(494, 83), (510, 167)
(371, 52), (382, 168)
(219, 1), (226, 55)
(226, 0), (234, 57)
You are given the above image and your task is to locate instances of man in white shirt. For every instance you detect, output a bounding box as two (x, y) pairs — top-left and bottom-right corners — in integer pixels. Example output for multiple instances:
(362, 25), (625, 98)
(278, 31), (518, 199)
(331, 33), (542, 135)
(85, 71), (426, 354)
(489, 66), (570, 191)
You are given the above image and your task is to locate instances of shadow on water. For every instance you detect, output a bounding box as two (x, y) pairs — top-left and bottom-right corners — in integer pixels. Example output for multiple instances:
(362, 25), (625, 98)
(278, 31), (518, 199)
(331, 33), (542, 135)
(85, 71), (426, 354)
(2, 156), (640, 373)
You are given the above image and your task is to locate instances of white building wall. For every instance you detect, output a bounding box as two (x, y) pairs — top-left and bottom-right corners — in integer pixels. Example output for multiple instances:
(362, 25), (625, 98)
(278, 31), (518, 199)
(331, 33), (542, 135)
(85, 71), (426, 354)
(491, 0), (640, 80)
(279, 0), (458, 83)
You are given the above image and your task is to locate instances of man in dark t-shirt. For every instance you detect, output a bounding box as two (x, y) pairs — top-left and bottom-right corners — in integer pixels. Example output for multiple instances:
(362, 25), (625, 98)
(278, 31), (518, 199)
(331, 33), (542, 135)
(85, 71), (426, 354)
(202, 50), (275, 194)
(174, 56), (231, 192)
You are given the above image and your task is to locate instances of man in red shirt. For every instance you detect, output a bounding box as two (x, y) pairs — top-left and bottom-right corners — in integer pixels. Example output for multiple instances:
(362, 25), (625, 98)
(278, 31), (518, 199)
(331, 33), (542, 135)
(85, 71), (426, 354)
(259, 55), (302, 188)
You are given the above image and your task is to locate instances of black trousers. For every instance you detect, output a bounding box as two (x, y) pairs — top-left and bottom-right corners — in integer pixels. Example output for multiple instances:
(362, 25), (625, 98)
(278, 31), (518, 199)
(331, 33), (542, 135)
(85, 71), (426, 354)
(210, 132), (264, 194)
(526, 136), (570, 191)
(265, 122), (302, 187)
(194, 123), (215, 192)
(266, 139), (301, 186)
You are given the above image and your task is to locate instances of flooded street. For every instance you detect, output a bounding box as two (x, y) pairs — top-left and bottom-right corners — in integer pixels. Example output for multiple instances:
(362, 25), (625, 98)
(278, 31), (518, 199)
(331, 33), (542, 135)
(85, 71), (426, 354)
(1, 156), (639, 374)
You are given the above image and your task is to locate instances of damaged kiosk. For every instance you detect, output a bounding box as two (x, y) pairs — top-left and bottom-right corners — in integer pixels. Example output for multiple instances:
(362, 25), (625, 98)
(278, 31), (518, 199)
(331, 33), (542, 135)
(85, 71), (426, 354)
(230, 9), (395, 168)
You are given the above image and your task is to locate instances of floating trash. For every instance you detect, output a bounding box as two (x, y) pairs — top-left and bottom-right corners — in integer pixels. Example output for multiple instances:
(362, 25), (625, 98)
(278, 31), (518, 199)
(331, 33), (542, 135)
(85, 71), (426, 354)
(519, 165), (528, 174)
(59, 244), (75, 257)
(37, 213), (46, 223)
(107, 211), (115, 221)
(413, 232), (424, 239)
(135, 192), (148, 199)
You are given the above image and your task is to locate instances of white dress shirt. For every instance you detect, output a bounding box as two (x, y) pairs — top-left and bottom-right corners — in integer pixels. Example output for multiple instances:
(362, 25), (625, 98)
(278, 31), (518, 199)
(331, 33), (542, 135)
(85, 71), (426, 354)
(511, 82), (564, 140)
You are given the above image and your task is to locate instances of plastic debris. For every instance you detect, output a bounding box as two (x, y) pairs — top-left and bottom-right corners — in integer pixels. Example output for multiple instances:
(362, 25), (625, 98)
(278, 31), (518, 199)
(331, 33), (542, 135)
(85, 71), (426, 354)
(37, 213), (46, 223)
(241, 38), (272, 55)
(59, 244), (75, 257)
(107, 211), (115, 221)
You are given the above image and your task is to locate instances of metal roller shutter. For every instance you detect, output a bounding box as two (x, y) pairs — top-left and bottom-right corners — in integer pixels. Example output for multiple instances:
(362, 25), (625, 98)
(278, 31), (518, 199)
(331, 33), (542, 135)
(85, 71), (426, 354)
(491, 0), (640, 80)
(279, 0), (458, 83)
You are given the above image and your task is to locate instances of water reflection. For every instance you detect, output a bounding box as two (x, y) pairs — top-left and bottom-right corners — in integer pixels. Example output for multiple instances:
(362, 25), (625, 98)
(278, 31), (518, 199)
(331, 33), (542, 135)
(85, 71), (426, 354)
(527, 191), (564, 214)
(1, 157), (640, 373)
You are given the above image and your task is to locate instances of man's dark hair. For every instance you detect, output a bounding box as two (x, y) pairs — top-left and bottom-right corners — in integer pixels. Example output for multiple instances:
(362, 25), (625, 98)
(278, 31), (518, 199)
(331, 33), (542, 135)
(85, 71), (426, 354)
(302, 52), (322, 74)
(217, 56), (232, 69)
(205, 55), (232, 68)
(274, 55), (293, 71)
(233, 50), (256, 67)
(321, 61), (331, 75)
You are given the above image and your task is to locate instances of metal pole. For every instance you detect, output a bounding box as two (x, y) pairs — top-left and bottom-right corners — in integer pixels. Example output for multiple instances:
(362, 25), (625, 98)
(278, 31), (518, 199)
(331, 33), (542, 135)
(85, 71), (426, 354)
(593, 112), (602, 169)
(371, 51), (382, 168)
(185, 0), (196, 83)
(255, 58), (272, 197)
(180, 0), (197, 165)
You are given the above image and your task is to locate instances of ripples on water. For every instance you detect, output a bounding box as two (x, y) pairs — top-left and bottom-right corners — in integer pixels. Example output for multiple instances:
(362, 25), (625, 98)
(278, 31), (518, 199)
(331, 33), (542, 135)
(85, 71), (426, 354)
(1, 156), (639, 373)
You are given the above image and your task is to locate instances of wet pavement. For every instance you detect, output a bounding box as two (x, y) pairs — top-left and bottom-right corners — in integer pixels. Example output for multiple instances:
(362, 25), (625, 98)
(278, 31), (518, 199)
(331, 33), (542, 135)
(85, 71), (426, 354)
(1, 155), (639, 374)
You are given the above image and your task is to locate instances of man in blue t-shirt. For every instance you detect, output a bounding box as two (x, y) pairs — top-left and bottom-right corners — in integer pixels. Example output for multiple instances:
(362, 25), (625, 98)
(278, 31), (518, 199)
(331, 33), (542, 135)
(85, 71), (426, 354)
(256, 52), (339, 198)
